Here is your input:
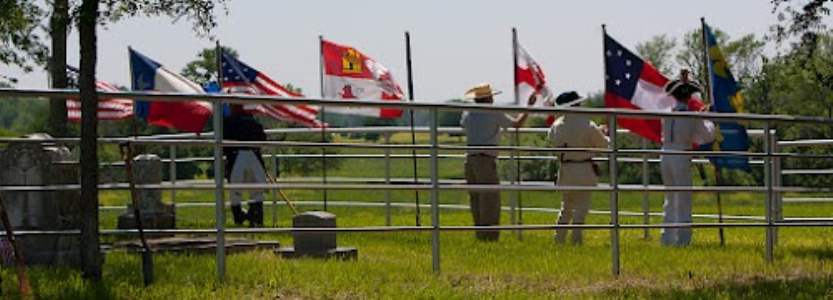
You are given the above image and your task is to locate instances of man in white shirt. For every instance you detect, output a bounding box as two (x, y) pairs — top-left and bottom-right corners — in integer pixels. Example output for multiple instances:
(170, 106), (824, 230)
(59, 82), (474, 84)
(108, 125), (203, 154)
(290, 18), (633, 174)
(660, 71), (716, 246)
(460, 83), (535, 241)
(547, 91), (609, 244)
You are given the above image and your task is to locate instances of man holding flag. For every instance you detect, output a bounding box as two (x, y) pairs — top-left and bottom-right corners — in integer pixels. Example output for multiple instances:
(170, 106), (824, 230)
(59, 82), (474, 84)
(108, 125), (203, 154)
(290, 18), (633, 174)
(660, 70), (716, 246)
(460, 83), (536, 241)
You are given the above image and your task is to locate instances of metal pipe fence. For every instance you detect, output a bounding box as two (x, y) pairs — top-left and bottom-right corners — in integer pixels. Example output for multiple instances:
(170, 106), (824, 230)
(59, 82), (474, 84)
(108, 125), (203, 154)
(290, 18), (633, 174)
(0, 88), (832, 281)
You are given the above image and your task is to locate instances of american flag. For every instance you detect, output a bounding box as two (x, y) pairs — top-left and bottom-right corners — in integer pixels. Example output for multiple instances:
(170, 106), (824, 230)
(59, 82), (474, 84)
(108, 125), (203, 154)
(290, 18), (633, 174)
(220, 52), (324, 128)
(66, 66), (134, 122)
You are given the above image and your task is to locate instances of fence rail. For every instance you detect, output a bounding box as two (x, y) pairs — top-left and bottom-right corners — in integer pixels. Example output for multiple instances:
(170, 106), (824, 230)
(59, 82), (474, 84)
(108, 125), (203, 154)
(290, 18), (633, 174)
(0, 88), (831, 281)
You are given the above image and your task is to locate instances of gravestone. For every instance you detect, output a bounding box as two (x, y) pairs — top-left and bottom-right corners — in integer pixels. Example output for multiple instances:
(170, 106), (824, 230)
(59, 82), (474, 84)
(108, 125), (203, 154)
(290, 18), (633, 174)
(276, 211), (357, 259)
(117, 154), (176, 230)
(0, 134), (81, 266)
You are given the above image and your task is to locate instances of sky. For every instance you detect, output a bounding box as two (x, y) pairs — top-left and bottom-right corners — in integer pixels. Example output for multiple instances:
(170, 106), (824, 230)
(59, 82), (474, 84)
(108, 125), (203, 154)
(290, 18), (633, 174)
(5, 0), (796, 104)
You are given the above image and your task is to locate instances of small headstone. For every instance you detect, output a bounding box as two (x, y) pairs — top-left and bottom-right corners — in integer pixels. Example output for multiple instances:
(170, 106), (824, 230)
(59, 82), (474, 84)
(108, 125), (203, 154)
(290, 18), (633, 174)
(276, 211), (357, 259)
(117, 154), (176, 230)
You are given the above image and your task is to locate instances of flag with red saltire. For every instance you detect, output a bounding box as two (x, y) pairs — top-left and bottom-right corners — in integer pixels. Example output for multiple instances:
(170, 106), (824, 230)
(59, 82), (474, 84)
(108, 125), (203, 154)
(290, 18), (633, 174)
(516, 43), (553, 104)
(514, 42), (557, 125)
(603, 33), (704, 142)
(66, 66), (134, 122)
(220, 51), (325, 128)
(321, 39), (403, 119)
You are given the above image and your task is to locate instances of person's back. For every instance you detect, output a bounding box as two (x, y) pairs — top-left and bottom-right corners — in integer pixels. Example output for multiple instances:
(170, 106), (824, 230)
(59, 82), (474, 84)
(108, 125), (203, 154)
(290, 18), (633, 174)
(547, 91), (608, 244)
(661, 103), (715, 151)
(223, 108), (268, 227)
(459, 83), (535, 241)
(461, 111), (513, 156)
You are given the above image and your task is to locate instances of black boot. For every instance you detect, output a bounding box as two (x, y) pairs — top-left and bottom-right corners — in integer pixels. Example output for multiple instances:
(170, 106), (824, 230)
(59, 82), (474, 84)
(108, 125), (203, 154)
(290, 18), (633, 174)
(231, 204), (247, 225)
(247, 202), (264, 228)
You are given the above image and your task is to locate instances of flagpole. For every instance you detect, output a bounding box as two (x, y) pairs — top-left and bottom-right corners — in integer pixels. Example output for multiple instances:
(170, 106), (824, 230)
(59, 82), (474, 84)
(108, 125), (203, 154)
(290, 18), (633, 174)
(319, 35), (329, 212)
(701, 17), (725, 246)
(511, 27), (523, 239)
(405, 31), (422, 226)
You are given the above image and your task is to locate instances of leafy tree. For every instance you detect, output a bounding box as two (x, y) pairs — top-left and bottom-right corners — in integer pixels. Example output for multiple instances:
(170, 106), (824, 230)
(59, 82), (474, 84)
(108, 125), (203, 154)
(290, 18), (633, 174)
(0, 1), (48, 85)
(674, 28), (765, 86)
(181, 46), (238, 84)
(74, 0), (230, 281)
(636, 34), (677, 75)
(48, 0), (71, 137)
(771, 0), (832, 49)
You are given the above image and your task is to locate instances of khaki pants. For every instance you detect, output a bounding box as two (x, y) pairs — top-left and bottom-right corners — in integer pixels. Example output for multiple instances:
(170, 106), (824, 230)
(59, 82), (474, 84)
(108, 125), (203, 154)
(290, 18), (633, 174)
(465, 154), (501, 241)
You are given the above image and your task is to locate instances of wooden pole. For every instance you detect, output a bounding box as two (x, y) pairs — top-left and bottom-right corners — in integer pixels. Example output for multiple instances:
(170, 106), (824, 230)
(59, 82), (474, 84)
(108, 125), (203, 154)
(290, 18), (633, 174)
(0, 195), (31, 297)
(405, 31), (422, 226)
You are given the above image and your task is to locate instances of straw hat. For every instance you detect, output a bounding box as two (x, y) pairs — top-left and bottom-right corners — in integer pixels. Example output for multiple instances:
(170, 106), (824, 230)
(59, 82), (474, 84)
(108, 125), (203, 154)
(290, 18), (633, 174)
(463, 83), (502, 101)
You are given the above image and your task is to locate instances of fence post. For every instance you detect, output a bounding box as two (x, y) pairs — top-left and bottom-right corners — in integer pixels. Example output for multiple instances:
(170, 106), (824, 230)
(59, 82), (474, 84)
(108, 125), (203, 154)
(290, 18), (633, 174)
(272, 153), (279, 227)
(212, 99), (226, 282)
(771, 128), (781, 246)
(608, 114), (620, 276)
(641, 138), (649, 239)
(764, 122), (774, 263)
(430, 108), (440, 274)
(169, 145), (176, 213)
(384, 133), (392, 226)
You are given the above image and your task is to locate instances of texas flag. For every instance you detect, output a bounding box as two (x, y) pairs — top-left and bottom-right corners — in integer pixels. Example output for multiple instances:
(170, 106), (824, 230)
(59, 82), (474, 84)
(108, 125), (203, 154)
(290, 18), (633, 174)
(321, 39), (403, 119)
(220, 51), (325, 128)
(130, 48), (213, 133)
(604, 33), (703, 142)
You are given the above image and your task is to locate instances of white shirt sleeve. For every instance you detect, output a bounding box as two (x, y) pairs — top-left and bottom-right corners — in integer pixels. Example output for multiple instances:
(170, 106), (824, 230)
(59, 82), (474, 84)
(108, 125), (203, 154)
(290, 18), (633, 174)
(588, 121), (611, 149)
(693, 119), (716, 145)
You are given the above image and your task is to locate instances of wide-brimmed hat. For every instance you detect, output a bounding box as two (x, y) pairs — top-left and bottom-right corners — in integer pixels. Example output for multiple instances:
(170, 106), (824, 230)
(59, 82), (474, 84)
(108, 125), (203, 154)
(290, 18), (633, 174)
(555, 91), (581, 106)
(664, 70), (703, 100)
(464, 83), (502, 101)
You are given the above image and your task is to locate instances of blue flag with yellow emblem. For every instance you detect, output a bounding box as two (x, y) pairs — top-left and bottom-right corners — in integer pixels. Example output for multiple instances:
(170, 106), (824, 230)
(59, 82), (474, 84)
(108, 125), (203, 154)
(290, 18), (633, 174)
(701, 23), (750, 171)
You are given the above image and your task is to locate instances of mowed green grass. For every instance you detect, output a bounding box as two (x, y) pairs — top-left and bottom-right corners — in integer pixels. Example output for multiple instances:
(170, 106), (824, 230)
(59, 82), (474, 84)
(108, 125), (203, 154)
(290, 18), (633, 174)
(3, 133), (833, 299)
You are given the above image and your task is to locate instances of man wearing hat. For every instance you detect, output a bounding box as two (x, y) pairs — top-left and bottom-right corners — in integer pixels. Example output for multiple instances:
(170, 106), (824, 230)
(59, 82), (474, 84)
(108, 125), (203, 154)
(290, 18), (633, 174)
(547, 91), (609, 244)
(460, 83), (536, 241)
(660, 70), (715, 246)
(224, 87), (269, 228)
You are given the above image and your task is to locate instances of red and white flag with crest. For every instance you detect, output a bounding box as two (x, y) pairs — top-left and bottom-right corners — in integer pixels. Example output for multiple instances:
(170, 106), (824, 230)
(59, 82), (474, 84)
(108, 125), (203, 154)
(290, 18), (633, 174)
(515, 43), (553, 105)
(321, 39), (403, 119)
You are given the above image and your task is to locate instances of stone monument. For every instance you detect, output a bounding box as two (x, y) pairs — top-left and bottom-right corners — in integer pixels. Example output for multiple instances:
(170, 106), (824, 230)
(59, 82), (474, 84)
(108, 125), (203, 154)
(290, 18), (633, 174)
(117, 154), (176, 230)
(276, 211), (357, 259)
(0, 134), (81, 266)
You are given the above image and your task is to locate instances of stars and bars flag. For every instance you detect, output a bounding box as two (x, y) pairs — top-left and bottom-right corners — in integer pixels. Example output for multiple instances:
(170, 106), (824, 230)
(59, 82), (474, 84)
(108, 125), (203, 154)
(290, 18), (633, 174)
(220, 51), (325, 128)
(603, 32), (704, 142)
(321, 38), (404, 119)
(65, 66), (134, 122)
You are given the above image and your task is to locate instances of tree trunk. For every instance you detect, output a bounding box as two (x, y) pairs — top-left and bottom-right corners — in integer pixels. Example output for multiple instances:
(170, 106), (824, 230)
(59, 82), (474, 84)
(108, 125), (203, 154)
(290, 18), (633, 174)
(48, 0), (69, 137)
(78, 0), (101, 281)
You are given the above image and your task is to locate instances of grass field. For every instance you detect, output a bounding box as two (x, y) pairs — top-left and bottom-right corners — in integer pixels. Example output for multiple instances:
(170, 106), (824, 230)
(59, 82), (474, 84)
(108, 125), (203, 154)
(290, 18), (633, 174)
(2, 133), (833, 299)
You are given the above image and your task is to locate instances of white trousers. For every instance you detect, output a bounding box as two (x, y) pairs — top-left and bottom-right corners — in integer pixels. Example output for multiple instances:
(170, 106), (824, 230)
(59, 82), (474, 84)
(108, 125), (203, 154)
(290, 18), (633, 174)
(555, 163), (597, 244)
(229, 150), (267, 206)
(660, 154), (693, 246)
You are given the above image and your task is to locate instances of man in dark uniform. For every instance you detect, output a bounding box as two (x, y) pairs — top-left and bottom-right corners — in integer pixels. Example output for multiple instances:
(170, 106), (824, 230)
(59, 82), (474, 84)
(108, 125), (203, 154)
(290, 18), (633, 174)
(224, 102), (268, 227)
